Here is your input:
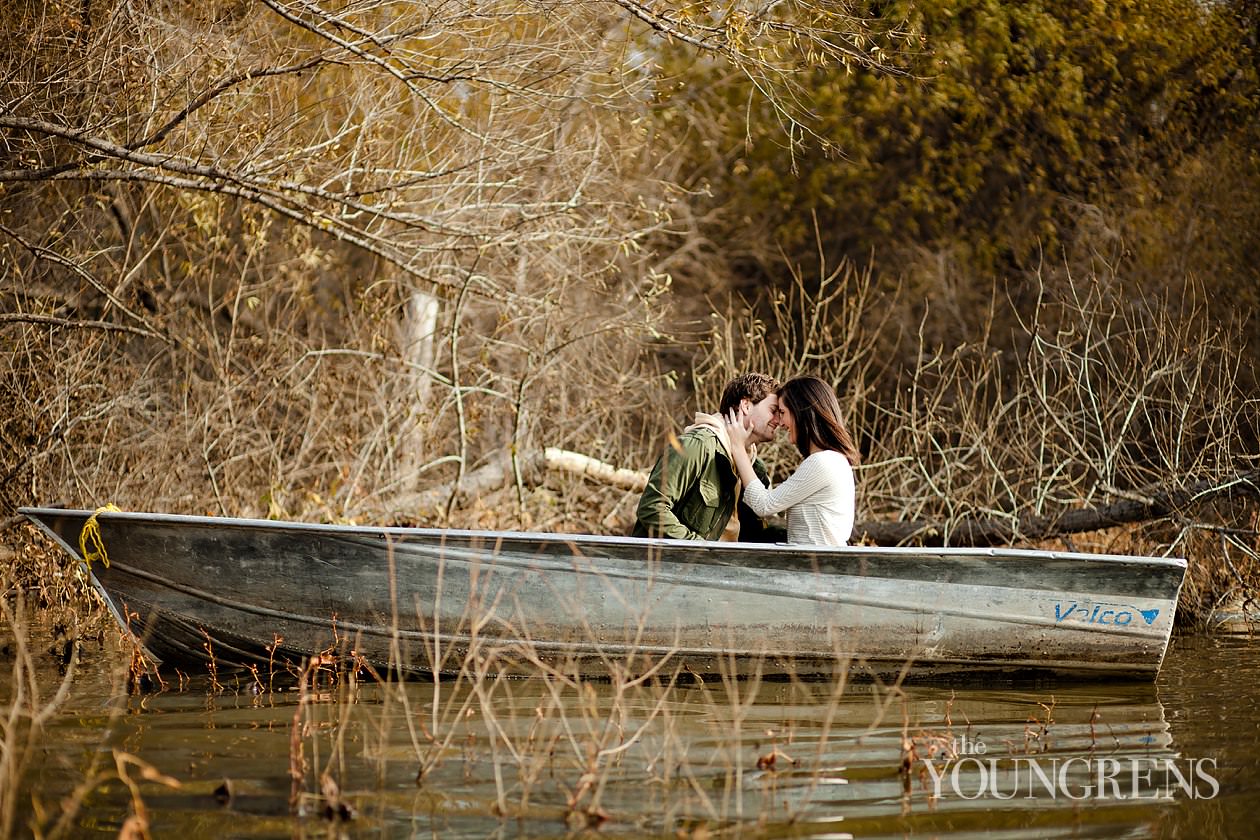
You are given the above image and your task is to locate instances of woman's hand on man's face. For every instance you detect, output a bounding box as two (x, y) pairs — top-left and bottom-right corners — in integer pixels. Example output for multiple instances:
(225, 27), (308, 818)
(725, 409), (751, 450)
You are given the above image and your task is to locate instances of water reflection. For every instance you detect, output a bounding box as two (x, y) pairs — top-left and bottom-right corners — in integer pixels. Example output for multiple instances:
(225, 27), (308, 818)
(14, 664), (1174, 836)
(16, 633), (1260, 838)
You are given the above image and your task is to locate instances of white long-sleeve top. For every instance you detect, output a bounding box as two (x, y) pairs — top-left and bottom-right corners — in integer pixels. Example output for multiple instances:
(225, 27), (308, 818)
(741, 450), (855, 545)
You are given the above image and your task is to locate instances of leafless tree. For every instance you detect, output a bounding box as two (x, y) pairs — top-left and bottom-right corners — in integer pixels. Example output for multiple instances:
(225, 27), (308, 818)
(0, 1), (899, 527)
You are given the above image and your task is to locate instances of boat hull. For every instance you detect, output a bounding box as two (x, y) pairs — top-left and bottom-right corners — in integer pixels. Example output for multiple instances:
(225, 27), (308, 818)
(21, 508), (1186, 682)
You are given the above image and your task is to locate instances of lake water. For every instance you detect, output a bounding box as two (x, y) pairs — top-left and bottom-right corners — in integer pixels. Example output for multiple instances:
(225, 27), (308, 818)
(9, 629), (1260, 838)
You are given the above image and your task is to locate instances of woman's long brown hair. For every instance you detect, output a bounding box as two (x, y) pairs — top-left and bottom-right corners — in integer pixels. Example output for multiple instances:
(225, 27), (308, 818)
(778, 376), (861, 463)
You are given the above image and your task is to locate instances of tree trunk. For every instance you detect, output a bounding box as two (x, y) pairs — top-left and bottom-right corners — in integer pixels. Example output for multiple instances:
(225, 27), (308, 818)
(398, 290), (440, 493)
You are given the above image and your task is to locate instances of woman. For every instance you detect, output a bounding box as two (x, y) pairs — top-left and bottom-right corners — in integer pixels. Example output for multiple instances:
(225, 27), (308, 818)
(725, 376), (859, 545)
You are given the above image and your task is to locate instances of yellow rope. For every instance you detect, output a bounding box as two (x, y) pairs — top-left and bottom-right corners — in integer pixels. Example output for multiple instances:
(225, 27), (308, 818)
(79, 504), (121, 570)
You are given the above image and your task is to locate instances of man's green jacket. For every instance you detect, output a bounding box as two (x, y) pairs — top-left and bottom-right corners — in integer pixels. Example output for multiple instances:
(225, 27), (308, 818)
(632, 425), (783, 542)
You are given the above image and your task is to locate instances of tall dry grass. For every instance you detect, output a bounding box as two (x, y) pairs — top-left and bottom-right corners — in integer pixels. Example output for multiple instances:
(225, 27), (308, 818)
(0, 582), (182, 838)
(0, 521), (187, 838)
(281, 631), (885, 833)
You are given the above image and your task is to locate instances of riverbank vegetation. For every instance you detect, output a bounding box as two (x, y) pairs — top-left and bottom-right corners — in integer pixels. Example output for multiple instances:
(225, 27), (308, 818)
(2, 0), (1257, 626)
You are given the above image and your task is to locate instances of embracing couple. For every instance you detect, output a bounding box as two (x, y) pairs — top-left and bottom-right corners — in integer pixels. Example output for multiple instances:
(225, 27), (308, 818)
(631, 373), (860, 546)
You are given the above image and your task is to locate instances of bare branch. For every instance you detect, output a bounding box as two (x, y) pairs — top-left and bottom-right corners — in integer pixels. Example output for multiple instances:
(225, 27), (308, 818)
(0, 313), (165, 340)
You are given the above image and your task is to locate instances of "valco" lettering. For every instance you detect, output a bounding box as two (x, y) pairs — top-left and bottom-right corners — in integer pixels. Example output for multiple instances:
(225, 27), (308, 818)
(1054, 602), (1160, 626)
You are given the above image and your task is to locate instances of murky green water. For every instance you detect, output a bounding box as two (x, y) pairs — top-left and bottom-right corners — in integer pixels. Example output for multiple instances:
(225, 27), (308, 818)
(8, 631), (1260, 838)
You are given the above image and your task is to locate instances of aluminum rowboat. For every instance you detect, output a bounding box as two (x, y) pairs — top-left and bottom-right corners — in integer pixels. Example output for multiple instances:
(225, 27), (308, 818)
(21, 507), (1186, 682)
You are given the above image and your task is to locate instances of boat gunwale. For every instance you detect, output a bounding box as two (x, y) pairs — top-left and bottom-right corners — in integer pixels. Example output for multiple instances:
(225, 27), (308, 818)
(18, 506), (1189, 570)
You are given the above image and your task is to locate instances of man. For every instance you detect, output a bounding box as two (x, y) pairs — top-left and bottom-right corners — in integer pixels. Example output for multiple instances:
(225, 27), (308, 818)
(633, 372), (786, 542)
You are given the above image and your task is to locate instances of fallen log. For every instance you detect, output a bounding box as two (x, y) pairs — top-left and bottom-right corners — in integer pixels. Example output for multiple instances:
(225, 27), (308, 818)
(855, 469), (1260, 547)
(391, 448), (648, 516)
(540, 447), (648, 492)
